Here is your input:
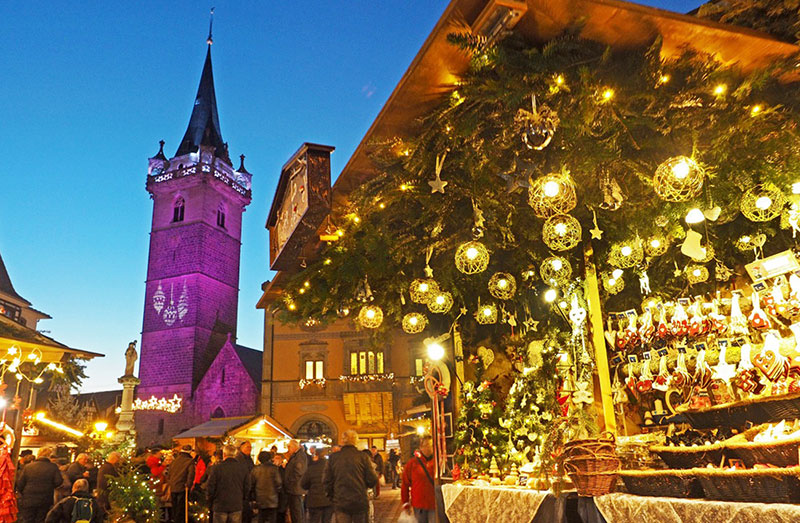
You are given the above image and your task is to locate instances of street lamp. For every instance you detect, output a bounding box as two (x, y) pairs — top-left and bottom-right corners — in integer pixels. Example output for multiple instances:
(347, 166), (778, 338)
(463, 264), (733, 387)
(94, 421), (108, 433)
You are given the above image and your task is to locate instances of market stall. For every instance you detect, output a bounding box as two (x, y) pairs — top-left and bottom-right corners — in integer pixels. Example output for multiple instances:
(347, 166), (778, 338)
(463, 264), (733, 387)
(173, 414), (293, 454)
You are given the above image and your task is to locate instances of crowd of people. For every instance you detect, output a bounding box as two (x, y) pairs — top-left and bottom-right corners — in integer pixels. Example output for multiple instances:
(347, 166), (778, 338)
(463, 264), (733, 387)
(12, 431), (438, 523)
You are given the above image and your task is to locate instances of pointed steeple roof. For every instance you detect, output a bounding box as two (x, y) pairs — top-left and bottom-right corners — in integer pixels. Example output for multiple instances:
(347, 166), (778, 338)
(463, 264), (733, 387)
(175, 45), (229, 163)
(0, 251), (30, 305)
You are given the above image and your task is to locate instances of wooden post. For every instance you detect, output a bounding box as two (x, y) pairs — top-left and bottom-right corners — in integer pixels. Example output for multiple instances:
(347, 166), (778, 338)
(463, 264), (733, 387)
(583, 242), (616, 434)
(451, 324), (465, 417)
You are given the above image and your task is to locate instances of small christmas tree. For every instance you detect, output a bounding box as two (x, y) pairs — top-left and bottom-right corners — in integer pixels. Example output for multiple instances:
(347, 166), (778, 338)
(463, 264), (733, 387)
(107, 465), (160, 523)
(454, 378), (509, 473)
(489, 457), (500, 477)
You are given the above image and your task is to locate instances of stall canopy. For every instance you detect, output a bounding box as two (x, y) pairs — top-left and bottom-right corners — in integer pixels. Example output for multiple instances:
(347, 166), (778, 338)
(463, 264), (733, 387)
(173, 414), (292, 444)
(0, 314), (103, 362)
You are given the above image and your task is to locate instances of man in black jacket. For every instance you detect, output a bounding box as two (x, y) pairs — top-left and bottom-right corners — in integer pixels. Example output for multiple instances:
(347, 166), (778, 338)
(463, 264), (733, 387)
(250, 450), (282, 523)
(322, 430), (378, 523)
(207, 445), (251, 522)
(96, 451), (120, 513)
(16, 446), (64, 523)
(45, 479), (105, 523)
(301, 448), (332, 523)
(284, 440), (308, 523)
(66, 453), (91, 486)
(167, 445), (195, 523)
(235, 441), (255, 523)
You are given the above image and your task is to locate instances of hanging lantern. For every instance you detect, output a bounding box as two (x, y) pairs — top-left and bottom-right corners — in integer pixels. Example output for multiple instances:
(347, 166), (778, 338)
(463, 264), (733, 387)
(686, 265), (709, 285)
(488, 272), (516, 300)
(516, 96), (559, 151)
(539, 256), (572, 287)
(601, 271), (625, 295)
(608, 240), (644, 269)
(741, 183), (785, 222)
(542, 214), (582, 251)
(653, 156), (704, 202)
(475, 303), (498, 325)
(528, 172), (577, 218)
(427, 291), (454, 314)
(402, 312), (428, 334)
(644, 234), (669, 257)
(357, 305), (383, 329)
(409, 278), (439, 304)
(455, 241), (490, 274)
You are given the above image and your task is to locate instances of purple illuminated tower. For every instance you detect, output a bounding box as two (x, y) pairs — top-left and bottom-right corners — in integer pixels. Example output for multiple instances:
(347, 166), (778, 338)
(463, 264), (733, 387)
(136, 42), (252, 444)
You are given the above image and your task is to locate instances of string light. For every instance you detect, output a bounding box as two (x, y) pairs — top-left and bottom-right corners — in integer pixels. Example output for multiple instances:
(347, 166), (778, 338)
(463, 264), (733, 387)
(555, 74), (564, 86)
(338, 373), (395, 383)
(400, 184), (409, 191)
(751, 105), (762, 115)
(299, 378), (326, 389)
(793, 182), (800, 195)
(658, 74), (670, 84)
(132, 394), (183, 413)
(544, 288), (557, 303)
(602, 88), (615, 101)
(713, 83), (727, 96)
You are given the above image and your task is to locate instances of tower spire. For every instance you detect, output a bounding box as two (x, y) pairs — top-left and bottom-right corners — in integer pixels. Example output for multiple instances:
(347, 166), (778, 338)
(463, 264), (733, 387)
(207, 7), (214, 45)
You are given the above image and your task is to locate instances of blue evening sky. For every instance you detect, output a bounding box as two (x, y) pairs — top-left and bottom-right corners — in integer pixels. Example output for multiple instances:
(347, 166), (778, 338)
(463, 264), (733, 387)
(0, 0), (701, 392)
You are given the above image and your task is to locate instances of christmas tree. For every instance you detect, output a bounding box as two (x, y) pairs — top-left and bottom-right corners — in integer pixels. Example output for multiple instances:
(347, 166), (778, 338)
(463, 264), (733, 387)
(107, 464), (160, 523)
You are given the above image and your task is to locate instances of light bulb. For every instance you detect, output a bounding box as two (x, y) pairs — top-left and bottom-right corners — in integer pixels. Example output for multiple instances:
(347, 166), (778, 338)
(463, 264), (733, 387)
(685, 208), (705, 224)
(755, 196), (772, 210)
(409, 317), (418, 326)
(466, 247), (479, 259)
(650, 239), (661, 248)
(740, 235), (751, 244)
(559, 301), (568, 309)
(612, 269), (623, 279)
(608, 278), (617, 286)
(419, 282), (429, 292)
(692, 268), (702, 277)
(544, 289), (557, 303)
(551, 259), (563, 271)
(672, 159), (690, 179)
(602, 88), (614, 100)
(555, 75), (564, 85)
(714, 84), (727, 96)
(792, 183), (800, 195)
(427, 343), (445, 361)
(554, 223), (568, 235)
(543, 181), (560, 197)
(751, 105), (762, 116)
(659, 74), (670, 84)
(436, 295), (445, 305)
(483, 307), (492, 317)
(620, 245), (633, 257)
(498, 279), (508, 289)
(366, 309), (375, 319)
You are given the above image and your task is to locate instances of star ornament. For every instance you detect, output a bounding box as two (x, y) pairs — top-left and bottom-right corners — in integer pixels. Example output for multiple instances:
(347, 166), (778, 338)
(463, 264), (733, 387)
(428, 174), (448, 194)
(589, 226), (603, 240)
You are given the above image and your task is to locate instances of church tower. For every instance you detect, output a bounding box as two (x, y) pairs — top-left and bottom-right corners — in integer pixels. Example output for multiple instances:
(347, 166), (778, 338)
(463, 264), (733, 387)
(136, 39), (252, 443)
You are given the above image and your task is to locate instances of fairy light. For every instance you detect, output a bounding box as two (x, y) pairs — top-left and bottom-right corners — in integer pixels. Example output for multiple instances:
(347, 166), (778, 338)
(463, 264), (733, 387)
(793, 182), (800, 195)
(672, 158), (690, 179)
(650, 238), (661, 249)
(555, 74), (564, 86)
(400, 184), (409, 191)
(303, 281), (310, 288)
(658, 74), (670, 84)
(755, 196), (773, 210)
(324, 258), (332, 265)
(466, 247), (479, 260)
(751, 105), (762, 116)
(713, 84), (727, 96)
(551, 259), (563, 271)
(602, 88), (614, 101)
(133, 394), (183, 413)
(543, 181), (560, 197)
(612, 269), (623, 279)
(620, 245), (633, 257)
(544, 288), (557, 303)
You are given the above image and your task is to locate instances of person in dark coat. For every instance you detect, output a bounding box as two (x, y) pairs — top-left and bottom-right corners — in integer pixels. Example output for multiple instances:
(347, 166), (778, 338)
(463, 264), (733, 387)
(235, 441), (256, 523)
(166, 445), (195, 523)
(207, 445), (251, 522)
(16, 446), (64, 523)
(387, 449), (401, 489)
(369, 447), (383, 499)
(273, 454), (288, 523)
(250, 450), (282, 523)
(45, 479), (105, 523)
(284, 440), (308, 523)
(301, 448), (332, 523)
(96, 451), (120, 513)
(322, 430), (377, 523)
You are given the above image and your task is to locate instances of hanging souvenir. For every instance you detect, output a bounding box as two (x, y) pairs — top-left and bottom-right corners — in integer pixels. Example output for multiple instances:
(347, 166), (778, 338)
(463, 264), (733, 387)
(753, 332), (789, 382)
(708, 300), (727, 336)
(748, 291), (771, 330)
(694, 349), (713, 390)
(672, 348), (691, 388)
(638, 309), (655, 343)
(712, 342), (736, 383)
(687, 300), (708, 338)
(729, 292), (749, 337)
(637, 353), (654, 393)
(670, 302), (689, 337)
(656, 307), (669, 340)
(517, 95), (559, 151)
(653, 354), (671, 392)
(734, 341), (765, 395)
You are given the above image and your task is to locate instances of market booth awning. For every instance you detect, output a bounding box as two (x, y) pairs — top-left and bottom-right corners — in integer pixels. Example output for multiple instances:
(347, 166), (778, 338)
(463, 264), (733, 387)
(0, 313), (103, 363)
(173, 414), (292, 445)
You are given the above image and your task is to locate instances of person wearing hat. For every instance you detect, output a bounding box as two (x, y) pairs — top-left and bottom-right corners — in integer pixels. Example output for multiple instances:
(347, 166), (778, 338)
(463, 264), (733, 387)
(166, 445), (195, 523)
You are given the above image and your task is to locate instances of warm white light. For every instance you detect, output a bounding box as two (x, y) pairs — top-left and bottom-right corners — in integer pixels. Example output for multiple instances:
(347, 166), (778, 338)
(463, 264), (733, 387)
(607, 278), (617, 286)
(740, 236), (751, 243)
(793, 183), (800, 195)
(303, 281), (310, 288)
(497, 279), (508, 289)
(417, 425), (426, 435)
(544, 289), (557, 303)
(713, 84), (727, 96)
(672, 159), (690, 179)
(482, 307), (493, 317)
(409, 316), (418, 326)
(418, 282), (429, 292)
(428, 343), (445, 361)
(650, 239), (661, 249)
(755, 196), (773, 210)
(554, 223), (568, 235)
(435, 295), (445, 305)
(602, 88), (614, 101)
(551, 259), (563, 271)
(94, 421), (108, 432)
(466, 247), (479, 259)
(366, 309), (376, 319)
(559, 301), (568, 309)
(543, 181), (560, 197)
(620, 245), (633, 257)
(685, 208), (705, 224)
(692, 268), (702, 277)
(612, 269), (623, 279)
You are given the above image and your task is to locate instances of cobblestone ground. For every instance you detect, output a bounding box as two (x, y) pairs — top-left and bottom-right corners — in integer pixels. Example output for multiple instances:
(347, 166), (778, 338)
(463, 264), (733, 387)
(374, 486), (404, 522)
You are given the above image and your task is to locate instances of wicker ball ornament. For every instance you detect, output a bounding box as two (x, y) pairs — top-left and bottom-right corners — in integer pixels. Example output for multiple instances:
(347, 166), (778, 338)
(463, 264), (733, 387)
(740, 183), (786, 222)
(608, 241), (644, 269)
(402, 312), (428, 334)
(358, 305), (384, 329)
(488, 272), (517, 300)
(409, 278), (439, 304)
(542, 214), (582, 251)
(686, 265), (709, 284)
(540, 256), (572, 286)
(427, 291), (454, 314)
(601, 272), (625, 295)
(475, 303), (499, 325)
(644, 234), (669, 257)
(653, 156), (704, 202)
(528, 172), (577, 218)
(455, 241), (490, 274)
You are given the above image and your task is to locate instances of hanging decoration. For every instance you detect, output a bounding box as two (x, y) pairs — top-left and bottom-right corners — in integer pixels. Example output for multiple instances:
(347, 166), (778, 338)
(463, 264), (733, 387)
(402, 312), (428, 334)
(685, 264), (709, 284)
(427, 291), (454, 314)
(589, 208), (604, 240)
(428, 151), (449, 194)
(528, 171), (577, 218)
(410, 278), (439, 304)
(608, 240), (644, 268)
(644, 234), (669, 257)
(601, 271), (625, 294)
(540, 256), (572, 286)
(653, 156), (704, 202)
(599, 170), (624, 211)
(689, 243), (715, 263)
(475, 303), (499, 325)
(740, 183), (786, 222)
(455, 240), (490, 274)
(488, 272), (517, 300)
(357, 304), (384, 329)
(542, 214), (582, 251)
(680, 229), (706, 260)
(516, 95), (559, 150)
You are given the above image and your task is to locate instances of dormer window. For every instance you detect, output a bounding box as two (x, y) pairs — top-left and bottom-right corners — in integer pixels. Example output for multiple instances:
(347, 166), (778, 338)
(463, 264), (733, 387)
(216, 203), (226, 229)
(173, 197), (185, 222)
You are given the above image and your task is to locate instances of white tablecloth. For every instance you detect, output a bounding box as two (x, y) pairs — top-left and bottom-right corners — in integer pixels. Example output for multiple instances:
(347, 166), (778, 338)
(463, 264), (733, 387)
(594, 492), (800, 523)
(441, 484), (548, 523)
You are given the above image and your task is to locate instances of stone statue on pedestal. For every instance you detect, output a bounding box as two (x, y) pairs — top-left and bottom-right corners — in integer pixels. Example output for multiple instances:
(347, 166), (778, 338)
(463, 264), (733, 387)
(124, 341), (138, 377)
(117, 340), (141, 438)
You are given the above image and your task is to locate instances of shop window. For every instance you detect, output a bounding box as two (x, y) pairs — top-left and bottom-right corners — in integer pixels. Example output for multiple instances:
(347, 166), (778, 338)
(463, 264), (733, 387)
(350, 351), (385, 375)
(305, 359), (324, 380)
(172, 197), (185, 222)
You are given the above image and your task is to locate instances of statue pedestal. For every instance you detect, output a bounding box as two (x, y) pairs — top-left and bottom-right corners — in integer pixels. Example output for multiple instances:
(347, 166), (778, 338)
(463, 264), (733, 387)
(116, 375), (140, 435)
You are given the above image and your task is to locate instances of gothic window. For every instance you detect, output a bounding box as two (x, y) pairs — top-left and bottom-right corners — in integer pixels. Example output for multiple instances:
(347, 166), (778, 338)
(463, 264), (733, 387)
(305, 359), (324, 380)
(349, 350), (384, 375)
(216, 203), (226, 228)
(221, 367), (226, 384)
(211, 407), (225, 419)
(415, 358), (425, 377)
(173, 197), (185, 222)
(296, 419), (333, 440)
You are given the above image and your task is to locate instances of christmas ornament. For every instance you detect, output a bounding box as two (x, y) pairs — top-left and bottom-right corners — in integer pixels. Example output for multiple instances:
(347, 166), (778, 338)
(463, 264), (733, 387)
(489, 457), (501, 477)
(704, 206), (722, 221)
(729, 293), (749, 336)
(356, 277), (374, 303)
(572, 380), (594, 406)
(427, 291), (454, 314)
(653, 156), (704, 202)
(409, 278), (439, 304)
(653, 355), (670, 392)
(608, 240), (644, 269)
(694, 349), (713, 389)
(672, 349), (691, 388)
(428, 152), (448, 194)
(753, 332), (789, 382)
(357, 305), (383, 329)
(488, 272), (516, 300)
(475, 303), (499, 324)
(741, 183), (786, 222)
(748, 292), (770, 330)
(540, 256), (572, 286)
(688, 300), (708, 337)
(712, 344), (736, 383)
(637, 354), (654, 393)
(455, 241), (490, 274)
(670, 302), (689, 337)
(528, 171), (577, 218)
(517, 95), (559, 150)
(336, 305), (351, 318)
(402, 312), (428, 334)
(645, 234), (669, 257)
(715, 261), (733, 282)
(542, 214), (582, 251)
(601, 271), (624, 294)
(589, 208), (604, 240)
(686, 264), (709, 284)
(680, 229), (705, 260)
(638, 308), (655, 342)
(599, 171), (624, 211)
(477, 346), (495, 368)
(640, 271), (651, 295)
(690, 244), (714, 263)
(780, 203), (800, 237)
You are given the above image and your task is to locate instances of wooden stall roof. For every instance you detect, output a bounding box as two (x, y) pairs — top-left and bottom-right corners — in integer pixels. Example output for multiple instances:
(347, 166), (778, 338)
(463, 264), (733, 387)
(0, 314), (103, 362)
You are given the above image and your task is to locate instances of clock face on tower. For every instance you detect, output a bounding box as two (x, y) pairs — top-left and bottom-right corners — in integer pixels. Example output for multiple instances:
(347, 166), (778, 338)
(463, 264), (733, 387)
(273, 159), (308, 253)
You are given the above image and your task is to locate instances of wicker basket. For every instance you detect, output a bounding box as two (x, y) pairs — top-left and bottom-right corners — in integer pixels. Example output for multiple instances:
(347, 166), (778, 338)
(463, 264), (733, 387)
(562, 432), (615, 461)
(724, 423), (800, 468)
(618, 469), (703, 498)
(681, 391), (800, 429)
(693, 466), (800, 503)
(650, 444), (725, 469)
(563, 455), (620, 497)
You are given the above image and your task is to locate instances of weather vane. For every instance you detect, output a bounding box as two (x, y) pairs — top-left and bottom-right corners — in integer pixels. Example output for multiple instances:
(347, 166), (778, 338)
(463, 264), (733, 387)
(207, 7), (215, 45)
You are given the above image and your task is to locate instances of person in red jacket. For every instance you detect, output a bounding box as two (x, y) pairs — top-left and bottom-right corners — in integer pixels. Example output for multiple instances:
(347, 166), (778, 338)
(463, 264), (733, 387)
(401, 438), (436, 523)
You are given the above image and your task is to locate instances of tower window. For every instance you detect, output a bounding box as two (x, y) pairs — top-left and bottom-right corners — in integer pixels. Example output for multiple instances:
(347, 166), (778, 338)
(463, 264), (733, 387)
(221, 367), (226, 384)
(216, 204), (226, 228)
(173, 197), (185, 222)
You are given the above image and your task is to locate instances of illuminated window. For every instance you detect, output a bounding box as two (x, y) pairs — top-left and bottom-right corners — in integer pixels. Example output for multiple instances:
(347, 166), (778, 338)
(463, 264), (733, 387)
(350, 351), (385, 375)
(415, 358), (425, 376)
(216, 203), (226, 228)
(305, 360), (324, 380)
(173, 197), (185, 222)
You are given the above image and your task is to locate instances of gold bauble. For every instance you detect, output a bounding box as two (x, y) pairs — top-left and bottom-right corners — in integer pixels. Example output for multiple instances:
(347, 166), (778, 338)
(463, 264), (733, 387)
(409, 278), (439, 304)
(686, 264), (709, 284)
(358, 305), (384, 329)
(455, 241), (490, 275)
(542, 214), (582, 251)
(608, 240), (644, 269)
(528, 172), (577, 218)
(740, 183), (786, 222)
(539, 256), (572, 286)
(475, 303), (498, 325)
(488, 272), (517, 300)
(644, 234), (669, 257)
(601, 272), (625, 295)
(427, 291), (454, 314)
(653, 156), (704, 202)
(402, 312), (428, 334)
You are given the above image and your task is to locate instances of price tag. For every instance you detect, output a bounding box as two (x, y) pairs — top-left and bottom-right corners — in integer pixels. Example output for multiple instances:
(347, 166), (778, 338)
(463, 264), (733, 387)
(657, 348), (669, 357)
(694, 342), (707, 352)
(628, 354), (639, 363)
(642, 351), (652, 360)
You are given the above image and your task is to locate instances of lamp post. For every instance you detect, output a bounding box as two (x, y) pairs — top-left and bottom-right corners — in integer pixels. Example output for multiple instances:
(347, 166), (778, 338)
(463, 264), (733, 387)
(423, 334), (451, 523)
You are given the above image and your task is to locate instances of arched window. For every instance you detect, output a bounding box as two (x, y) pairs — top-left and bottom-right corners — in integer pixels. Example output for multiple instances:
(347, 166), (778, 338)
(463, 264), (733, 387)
(173, 197), (185, 222)
(211, 407), (225, 419)
(216, 202), (226, 228)
(296, 419), (334, 440)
